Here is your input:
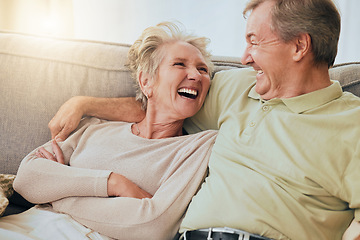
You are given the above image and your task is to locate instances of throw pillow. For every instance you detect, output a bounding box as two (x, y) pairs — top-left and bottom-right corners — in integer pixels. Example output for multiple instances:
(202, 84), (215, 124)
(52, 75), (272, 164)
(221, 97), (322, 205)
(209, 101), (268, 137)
(0, 174), (16, 216)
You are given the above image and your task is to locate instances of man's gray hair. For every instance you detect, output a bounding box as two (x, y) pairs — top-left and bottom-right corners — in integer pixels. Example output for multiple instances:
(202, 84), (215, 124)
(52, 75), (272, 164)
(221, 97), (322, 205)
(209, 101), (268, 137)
(243, 0), (340, 68)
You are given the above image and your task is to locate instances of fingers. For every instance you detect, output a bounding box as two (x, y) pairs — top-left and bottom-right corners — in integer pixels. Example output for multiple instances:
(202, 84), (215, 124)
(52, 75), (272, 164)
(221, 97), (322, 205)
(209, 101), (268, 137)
(55, 125), (75, 142)
(51, 140), (65, 164)
(37, 147), (57, 162)
(49, 117), (62, 140)
(48, 96), (85, 141)
(49, 118), (73, 141)
(133, 188), (152, 199)
(36, 140), (65, 165)
(35, 149), (46, 159)
(142, 190), (153, 199)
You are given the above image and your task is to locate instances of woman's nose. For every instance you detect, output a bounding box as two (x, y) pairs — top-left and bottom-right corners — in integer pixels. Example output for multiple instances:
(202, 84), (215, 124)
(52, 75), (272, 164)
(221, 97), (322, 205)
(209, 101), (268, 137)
(188, 68), (201, 81)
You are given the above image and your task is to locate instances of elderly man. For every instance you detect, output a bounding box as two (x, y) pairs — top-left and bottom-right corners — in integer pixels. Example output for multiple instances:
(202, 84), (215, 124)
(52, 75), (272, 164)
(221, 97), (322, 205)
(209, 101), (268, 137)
(49, 0), (360, 239)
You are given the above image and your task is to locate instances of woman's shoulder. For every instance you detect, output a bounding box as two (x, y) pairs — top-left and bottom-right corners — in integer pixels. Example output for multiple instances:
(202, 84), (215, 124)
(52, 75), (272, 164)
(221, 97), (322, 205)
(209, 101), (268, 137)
(77, 117), (131, 133)
(184, 129), (218, 142)
(81, 117), (130, 126)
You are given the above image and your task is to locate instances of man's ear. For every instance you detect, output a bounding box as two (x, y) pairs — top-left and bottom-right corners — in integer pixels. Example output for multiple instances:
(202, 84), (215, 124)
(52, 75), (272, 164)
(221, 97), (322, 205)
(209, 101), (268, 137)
(293, 33), (312, 62)
(138, 71), (153, 98)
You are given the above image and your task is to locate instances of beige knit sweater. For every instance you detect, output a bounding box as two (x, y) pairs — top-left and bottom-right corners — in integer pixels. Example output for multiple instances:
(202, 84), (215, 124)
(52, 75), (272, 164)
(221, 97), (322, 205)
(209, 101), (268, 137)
(14, 117), (217, 240)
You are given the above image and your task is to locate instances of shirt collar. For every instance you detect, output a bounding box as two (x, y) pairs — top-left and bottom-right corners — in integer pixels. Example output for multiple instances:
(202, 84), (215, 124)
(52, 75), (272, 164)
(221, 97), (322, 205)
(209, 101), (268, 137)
(248, 81), (343, 114)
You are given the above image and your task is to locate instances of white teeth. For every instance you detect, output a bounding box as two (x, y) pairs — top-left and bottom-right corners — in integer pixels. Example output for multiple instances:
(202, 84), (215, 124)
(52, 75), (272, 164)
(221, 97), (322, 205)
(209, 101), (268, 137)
(178, 88), (198, 96)
(258, 70), (264, 74)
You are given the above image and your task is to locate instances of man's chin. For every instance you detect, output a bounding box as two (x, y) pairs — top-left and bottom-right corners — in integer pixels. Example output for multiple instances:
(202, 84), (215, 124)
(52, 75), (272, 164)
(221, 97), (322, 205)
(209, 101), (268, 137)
(254, 82), (269, 96)
(256, 82), (278, 100)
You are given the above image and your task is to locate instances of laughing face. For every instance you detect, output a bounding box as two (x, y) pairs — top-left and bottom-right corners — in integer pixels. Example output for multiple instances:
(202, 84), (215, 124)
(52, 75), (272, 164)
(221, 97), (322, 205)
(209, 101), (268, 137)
(144, 41), (211, 121)
(241, 1), (295, 100)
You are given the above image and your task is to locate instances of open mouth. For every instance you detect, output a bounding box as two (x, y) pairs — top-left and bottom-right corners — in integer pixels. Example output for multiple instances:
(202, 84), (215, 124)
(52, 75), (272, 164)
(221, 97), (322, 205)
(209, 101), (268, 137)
(177, 88), (198, 99)
(257, 70), (264, 75)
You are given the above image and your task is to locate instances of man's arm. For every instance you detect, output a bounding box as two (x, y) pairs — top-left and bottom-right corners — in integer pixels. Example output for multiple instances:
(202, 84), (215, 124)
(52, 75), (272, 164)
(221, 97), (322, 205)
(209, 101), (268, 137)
(49, 96), (145, 141)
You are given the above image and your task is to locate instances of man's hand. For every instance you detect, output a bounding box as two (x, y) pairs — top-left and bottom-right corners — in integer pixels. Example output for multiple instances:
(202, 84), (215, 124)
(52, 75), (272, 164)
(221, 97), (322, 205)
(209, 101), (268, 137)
(49, 96), (145, 141)
(107, 172), (152, 199)
(343, 219), (360, 240)
(49, 96), (86, 141)
(36, 140), (65, 164)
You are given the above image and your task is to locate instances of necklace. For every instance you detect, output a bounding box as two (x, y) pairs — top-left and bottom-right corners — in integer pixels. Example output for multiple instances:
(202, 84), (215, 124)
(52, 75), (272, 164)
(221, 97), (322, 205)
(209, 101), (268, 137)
(134, 123), (140, 136)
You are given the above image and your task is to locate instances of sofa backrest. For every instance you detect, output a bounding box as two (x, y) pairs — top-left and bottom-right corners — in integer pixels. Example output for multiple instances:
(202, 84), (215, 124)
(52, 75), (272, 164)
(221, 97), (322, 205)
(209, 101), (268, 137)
(329, 62), (360, 96)
(1, 32), (135, 174)
(0, 31), (359, 174)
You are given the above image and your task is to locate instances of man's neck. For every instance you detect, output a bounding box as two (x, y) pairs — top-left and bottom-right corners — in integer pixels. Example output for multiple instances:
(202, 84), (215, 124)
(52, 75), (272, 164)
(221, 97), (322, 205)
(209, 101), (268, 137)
(261, 63), (331, 100)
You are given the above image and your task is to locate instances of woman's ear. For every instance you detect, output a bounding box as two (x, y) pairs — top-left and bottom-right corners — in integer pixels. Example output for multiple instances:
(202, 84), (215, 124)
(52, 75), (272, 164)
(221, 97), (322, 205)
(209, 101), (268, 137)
(293, 33), (312, 62)
(138, 71), (153, 98)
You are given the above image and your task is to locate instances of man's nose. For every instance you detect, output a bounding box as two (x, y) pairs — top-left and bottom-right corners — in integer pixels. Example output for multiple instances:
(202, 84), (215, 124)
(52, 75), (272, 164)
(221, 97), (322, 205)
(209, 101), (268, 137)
(241, 49), (253, 65)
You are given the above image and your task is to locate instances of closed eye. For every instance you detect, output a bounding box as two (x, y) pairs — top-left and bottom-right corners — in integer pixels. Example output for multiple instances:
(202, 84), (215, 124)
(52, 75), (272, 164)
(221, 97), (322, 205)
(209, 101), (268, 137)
(198, 67), (208, 73)
(174, 62), (185, 67)
(250, 36), (258, 46)
(246, 34), (258, 47)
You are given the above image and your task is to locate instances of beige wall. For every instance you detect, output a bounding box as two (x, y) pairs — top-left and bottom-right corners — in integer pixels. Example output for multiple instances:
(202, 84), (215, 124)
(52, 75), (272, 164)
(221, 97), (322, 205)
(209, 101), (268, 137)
(0, 0), (74, 37)
(1, 0), (358, 63)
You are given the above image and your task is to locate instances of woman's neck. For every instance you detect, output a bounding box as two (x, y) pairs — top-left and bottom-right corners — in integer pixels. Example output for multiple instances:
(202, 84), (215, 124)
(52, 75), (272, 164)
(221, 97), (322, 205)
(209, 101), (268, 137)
(132, 108), (184, 139)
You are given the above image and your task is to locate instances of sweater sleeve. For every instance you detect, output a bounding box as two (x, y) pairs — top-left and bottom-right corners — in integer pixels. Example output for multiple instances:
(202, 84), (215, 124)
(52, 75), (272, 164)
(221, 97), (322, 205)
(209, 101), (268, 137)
(13, 117), (111, 204)
(51, 130), (217, 240)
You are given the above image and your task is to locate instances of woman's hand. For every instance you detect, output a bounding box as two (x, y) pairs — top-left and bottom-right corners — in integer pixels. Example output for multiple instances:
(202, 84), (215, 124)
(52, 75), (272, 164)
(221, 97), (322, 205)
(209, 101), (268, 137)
(107, 172), (152, 199)
(48, 96), (87, 141)
(343, 219), (360, 240)
(36, 140), (65, 164)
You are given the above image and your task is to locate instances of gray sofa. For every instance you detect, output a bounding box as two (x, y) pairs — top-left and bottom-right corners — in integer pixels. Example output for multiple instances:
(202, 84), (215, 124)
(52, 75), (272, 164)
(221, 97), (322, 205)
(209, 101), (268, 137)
(1, 31), (360, 216)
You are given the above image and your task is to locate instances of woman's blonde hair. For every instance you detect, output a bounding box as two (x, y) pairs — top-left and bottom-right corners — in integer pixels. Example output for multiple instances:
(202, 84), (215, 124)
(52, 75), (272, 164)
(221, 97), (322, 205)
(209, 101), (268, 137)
(127, 22), (213, 110)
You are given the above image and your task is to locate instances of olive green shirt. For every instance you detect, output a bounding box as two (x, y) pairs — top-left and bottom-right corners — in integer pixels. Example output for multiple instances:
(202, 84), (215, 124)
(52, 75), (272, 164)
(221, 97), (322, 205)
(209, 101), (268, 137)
(181, 68), (360, 240)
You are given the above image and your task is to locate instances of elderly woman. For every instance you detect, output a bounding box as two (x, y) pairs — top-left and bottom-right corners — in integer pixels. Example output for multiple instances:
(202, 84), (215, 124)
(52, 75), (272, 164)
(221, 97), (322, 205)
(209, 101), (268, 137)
(0, 22), (217, 240)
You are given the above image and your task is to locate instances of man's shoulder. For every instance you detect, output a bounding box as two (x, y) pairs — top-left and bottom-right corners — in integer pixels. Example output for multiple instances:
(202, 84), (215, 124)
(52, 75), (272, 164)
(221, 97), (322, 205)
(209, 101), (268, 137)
(213, 67), (256, 83)
(211, 68), (256, 94)
(338, 91), (360, 112)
